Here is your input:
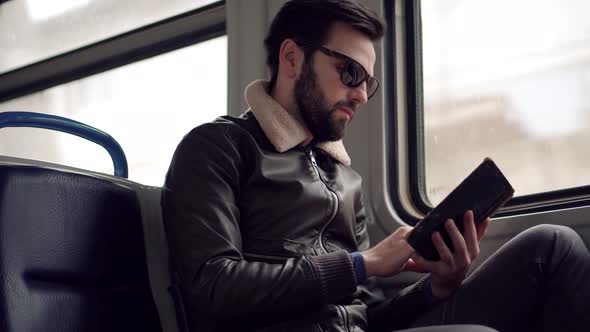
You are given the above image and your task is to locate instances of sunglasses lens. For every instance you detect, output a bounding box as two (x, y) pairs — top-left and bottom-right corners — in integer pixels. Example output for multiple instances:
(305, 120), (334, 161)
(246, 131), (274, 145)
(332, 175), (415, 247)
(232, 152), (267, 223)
(341, 62), (358, 86)
(340, 58), (379, 99)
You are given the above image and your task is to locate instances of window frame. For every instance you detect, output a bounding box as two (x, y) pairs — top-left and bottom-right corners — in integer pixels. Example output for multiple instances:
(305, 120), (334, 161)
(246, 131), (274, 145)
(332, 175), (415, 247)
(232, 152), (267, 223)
(386, 0), (590, 225)
(0, 1), (226, 103)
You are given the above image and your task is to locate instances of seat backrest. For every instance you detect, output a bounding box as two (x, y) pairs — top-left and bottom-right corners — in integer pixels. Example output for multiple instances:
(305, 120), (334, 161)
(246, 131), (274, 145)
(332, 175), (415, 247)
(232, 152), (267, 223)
(0, 162), (162, 332)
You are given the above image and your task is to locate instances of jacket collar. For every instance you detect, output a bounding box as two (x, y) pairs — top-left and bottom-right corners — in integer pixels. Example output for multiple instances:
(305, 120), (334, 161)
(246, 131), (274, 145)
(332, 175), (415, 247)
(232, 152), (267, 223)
(244, 80), (351, 166)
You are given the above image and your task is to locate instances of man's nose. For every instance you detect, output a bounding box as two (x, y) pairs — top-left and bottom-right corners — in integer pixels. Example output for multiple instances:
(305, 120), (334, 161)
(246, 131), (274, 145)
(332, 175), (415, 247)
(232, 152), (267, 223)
(349, 81), (369, 105)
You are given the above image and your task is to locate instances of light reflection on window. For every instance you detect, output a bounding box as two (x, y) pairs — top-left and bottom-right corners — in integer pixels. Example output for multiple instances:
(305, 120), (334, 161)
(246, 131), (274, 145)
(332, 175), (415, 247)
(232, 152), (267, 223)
(26, 0), (91, 21)
(0, 0), (219, 73)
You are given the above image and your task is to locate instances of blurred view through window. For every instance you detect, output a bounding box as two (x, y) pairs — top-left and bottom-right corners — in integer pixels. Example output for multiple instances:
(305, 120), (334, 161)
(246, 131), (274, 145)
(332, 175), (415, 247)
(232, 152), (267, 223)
(0, 0), (218, 74)
(0, 36), (227, 186)
(421, 0), (590, 205)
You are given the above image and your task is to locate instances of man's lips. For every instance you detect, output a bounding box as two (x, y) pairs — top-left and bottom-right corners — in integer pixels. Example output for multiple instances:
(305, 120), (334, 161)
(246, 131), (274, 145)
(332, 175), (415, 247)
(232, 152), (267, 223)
(336, 107), (355, 119)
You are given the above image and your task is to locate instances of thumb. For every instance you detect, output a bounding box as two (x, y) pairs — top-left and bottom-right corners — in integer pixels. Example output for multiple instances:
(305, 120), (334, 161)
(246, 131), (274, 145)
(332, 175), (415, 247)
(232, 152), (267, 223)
(402, 258), (428, 273)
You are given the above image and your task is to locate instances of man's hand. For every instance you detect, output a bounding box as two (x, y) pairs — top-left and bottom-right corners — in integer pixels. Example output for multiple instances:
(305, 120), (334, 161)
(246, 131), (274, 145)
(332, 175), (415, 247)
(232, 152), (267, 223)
(404, 210), (490, 299)
(360, 226), (415, 278)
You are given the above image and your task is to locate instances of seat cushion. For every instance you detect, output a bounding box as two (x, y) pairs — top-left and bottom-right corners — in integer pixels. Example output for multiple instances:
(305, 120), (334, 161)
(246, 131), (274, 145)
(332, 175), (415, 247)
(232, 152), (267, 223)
(0, 165), (161, 332)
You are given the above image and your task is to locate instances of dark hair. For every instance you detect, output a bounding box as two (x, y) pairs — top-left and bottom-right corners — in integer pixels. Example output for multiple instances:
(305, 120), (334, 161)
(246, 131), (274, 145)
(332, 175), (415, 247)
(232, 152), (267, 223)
(264, 0), (386, 89)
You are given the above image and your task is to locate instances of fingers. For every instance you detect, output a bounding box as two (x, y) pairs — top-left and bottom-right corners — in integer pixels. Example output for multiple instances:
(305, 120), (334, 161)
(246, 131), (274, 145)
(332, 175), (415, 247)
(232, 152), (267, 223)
(463, 210), (480, 259)
(477, 217), (490, 242)
(396, 226), (414, 238)
(409, 253), (438, 272)
(432, 229), (456, 270)
(402, 258), (429, 273)
(414, 215), (486, 278)
(416, 214), (482, 294)
(366, 225), (418, 277)
(444, 219), (469, 263)
(394, 226), (416, 256)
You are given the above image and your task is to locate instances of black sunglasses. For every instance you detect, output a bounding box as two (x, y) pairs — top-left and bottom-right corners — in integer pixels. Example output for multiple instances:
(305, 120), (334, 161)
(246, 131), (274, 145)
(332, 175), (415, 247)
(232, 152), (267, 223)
(317, 46), (380, 100)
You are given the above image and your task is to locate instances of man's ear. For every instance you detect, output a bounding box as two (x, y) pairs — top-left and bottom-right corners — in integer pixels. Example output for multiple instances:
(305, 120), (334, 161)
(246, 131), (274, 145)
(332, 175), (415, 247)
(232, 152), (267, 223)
(278, 38), (304, 79)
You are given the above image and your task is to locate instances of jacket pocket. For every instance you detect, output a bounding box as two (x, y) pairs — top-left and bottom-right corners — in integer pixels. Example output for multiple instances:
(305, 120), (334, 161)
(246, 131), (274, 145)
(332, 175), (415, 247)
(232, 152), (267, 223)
(242, 251), (292, 263)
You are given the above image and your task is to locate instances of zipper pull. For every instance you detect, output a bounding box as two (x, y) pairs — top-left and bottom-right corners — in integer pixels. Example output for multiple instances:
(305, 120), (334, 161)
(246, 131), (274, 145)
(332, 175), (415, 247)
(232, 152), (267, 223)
(308, 148), (318, 167)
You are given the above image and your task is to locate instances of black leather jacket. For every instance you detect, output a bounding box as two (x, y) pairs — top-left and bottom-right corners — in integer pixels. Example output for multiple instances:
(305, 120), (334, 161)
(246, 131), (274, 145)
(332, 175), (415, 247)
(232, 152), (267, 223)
(162, 112), (433, 332)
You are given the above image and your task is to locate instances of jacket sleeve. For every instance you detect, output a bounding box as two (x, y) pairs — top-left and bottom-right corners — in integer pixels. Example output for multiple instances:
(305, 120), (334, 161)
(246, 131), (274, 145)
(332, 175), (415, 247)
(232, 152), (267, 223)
(161, 124), (357, 321)
(353, 192), (438, 330)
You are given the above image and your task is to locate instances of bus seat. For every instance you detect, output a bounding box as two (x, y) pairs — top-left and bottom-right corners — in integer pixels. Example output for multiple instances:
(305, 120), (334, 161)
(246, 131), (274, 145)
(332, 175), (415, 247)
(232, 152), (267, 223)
(0, 160), (162, 332)
(134, 180), (186, 332)
(0, 112), (181, 332)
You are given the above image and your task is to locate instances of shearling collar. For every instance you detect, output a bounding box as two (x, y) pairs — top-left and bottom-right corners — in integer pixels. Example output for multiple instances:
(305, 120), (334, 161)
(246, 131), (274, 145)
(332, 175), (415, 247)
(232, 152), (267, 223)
(244, 80), (351, 166)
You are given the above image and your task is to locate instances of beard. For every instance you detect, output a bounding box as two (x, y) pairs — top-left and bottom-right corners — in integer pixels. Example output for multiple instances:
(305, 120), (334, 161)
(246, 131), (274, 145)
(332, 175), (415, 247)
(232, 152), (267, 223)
(294, 60), (352, 142)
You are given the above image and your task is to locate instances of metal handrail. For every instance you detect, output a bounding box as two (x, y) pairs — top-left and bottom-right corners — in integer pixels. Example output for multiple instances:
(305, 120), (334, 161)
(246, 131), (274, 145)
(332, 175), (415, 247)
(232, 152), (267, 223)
(0, 112), (128, 178)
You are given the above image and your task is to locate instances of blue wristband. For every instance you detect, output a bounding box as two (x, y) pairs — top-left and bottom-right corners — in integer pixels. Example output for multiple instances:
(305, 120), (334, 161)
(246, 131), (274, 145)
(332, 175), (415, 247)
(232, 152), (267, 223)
(350, 252), (367, 284)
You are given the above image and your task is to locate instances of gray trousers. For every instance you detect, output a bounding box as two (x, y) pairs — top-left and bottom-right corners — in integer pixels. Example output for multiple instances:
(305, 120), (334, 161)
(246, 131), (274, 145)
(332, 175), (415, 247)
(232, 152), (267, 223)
(396, 224), (590, 332)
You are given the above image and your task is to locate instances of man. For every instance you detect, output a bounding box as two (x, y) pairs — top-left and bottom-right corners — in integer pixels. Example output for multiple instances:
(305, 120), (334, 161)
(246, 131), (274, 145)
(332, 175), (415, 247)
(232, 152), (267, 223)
(162, 1), (590, 331)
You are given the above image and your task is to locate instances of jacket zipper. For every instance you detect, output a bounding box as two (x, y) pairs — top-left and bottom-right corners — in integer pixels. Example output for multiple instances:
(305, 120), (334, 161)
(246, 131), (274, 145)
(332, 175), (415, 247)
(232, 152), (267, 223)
(337, 305), (351, 332)
(307, 147), (339, 254)
(313, 323), (323, 332)
(307, 147), (350, 332)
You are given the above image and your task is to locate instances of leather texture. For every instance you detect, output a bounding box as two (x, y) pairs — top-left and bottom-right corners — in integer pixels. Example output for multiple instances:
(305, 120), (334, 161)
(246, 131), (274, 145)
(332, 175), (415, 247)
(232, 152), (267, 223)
(0, 165), (161, 332)
(162, 113), (431, 332)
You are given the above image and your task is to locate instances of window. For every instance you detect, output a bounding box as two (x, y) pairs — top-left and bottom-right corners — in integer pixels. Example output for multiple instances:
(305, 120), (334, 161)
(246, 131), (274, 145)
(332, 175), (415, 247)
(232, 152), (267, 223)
(0, 0), (219, 74)
(0, 35), (227, 186)
(420, 0), (590, 206)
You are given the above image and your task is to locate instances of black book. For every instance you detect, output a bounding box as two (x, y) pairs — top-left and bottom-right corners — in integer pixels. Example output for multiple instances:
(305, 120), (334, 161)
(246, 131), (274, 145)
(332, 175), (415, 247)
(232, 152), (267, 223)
(407, 158), (515, 261)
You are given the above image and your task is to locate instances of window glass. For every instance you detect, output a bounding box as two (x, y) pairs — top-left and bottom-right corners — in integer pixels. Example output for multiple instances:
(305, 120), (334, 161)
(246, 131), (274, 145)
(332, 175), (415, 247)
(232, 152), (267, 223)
(0, 35), (227, 186)
(421, 0), (590, 205)
(0, 0), (218, 74)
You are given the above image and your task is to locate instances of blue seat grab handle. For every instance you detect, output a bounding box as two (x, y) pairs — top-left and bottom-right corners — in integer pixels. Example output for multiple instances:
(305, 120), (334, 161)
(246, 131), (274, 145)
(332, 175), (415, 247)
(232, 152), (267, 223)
(0, 112), (128, 178)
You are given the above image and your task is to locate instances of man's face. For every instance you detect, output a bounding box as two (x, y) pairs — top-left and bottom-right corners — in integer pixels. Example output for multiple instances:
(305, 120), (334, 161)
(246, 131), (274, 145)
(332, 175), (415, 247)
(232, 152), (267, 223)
(294, 22), (376, 142)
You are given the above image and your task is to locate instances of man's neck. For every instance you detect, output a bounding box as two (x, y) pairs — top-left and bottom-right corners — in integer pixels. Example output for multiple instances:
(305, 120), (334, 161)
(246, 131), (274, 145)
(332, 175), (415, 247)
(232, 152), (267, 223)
(270, 81), (298, 117)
